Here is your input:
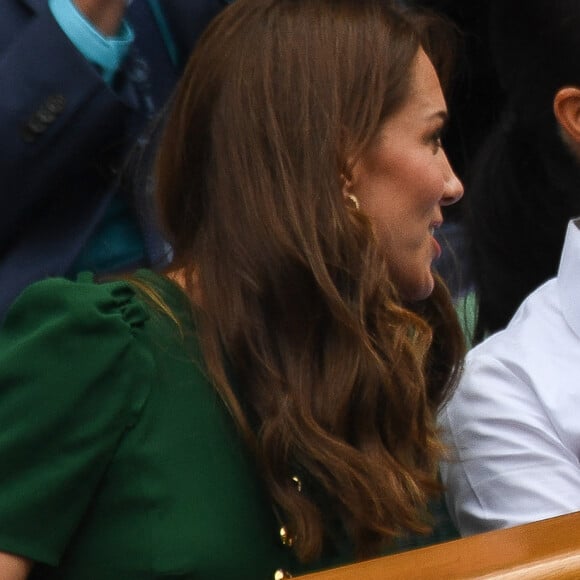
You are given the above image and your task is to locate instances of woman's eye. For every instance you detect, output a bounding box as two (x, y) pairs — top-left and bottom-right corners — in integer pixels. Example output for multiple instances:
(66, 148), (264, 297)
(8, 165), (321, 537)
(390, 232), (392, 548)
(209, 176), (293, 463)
(431, 131), (443, 152)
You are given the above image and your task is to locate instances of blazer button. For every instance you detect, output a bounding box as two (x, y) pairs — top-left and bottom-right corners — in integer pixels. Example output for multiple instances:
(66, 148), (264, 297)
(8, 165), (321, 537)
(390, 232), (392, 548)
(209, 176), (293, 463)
(274, 569), (293, 579)
(36, 108), (57, 124)
(26, 117), (47, 135)
(44, 93), (66, 114)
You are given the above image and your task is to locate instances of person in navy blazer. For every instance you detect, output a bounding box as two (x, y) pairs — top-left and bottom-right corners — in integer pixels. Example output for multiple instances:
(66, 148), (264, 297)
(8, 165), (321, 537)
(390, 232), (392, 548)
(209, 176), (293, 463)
(0, 0), (233, 320)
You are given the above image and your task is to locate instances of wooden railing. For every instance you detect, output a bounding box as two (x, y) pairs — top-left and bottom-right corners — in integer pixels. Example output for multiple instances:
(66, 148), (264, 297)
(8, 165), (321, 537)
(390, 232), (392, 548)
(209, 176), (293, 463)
(297, 511), (580, 579)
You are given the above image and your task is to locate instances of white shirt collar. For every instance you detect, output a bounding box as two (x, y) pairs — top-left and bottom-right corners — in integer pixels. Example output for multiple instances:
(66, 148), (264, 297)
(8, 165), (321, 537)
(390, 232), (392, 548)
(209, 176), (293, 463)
(557, 218), (580, 338)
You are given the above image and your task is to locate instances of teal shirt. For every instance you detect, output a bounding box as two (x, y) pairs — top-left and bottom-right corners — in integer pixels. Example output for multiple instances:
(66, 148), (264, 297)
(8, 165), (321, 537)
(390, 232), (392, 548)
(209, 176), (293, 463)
(49, 0), (134, 83)
(49, 0), (172, 275)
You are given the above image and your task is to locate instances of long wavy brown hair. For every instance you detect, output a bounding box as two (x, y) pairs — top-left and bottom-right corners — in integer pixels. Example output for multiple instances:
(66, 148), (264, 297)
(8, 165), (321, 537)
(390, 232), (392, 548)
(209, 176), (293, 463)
(154, 0), (464, 562)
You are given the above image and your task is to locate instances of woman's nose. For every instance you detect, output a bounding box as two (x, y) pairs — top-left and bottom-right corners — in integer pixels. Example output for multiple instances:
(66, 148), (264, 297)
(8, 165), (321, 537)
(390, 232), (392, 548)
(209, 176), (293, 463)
(440, 155), (464, 206)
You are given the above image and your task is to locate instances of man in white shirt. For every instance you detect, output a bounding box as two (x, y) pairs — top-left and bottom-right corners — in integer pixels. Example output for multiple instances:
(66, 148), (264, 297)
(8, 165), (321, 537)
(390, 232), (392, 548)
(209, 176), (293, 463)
(440, 218), (580, 535)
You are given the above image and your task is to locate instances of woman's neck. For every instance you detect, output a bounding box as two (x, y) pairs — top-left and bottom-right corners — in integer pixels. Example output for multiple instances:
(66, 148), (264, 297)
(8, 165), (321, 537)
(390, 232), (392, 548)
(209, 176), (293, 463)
(165, 267), (203, 305)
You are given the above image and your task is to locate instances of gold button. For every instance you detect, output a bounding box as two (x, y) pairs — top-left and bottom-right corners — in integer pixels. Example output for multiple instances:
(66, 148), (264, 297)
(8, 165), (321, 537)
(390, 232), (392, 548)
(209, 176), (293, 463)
(291, 475), (302, 493)
(274, 569), (293, 580)
(279, 525), (295, 547)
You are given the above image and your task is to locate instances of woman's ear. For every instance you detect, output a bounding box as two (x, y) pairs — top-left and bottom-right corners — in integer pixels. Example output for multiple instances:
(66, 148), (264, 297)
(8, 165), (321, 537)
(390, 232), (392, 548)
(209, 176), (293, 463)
(554, 87), (580, 145)
(341, 156), (360, 198)
(341, 170), (360, 210)
(341, 173), (353, 197)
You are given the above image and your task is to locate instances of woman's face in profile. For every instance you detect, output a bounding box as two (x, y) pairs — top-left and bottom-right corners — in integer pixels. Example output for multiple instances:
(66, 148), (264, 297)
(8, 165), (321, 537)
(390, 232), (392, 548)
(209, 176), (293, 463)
(348, 49), (463, 301)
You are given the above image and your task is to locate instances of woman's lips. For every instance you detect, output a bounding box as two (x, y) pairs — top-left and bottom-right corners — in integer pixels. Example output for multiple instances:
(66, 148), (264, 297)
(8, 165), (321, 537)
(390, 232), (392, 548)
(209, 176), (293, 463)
(432, 234), (442, 259)
(430, 222), (443, 259)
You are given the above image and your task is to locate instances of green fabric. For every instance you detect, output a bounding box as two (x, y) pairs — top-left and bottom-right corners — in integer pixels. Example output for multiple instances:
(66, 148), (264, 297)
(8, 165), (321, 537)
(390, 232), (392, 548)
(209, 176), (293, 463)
(454, 289), (478, 350)
(0, 272), (305, 579)
(0, 271), (459, 579)
(392, 496), (459, 553)
(70, 197), (146, 275)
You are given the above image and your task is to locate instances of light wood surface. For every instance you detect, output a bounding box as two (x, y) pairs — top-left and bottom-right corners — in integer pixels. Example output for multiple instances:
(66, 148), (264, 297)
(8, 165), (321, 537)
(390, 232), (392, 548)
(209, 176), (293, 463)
(297, 511), (580, 579)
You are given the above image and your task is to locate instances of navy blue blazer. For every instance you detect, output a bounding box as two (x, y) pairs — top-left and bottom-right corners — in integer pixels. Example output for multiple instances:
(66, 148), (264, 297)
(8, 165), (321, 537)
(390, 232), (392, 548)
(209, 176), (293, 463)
(0, 0), (232, 319)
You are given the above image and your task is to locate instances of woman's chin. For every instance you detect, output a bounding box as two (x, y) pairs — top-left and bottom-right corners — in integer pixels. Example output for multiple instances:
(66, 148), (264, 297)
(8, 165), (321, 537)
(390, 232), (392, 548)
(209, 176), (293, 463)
(400, 271), (435, 302)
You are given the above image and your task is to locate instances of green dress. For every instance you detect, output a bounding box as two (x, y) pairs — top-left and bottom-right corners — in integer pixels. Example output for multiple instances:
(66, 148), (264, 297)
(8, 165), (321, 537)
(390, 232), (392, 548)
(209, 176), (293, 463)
(0, 271), (458, 579)
(0, 271), (314, 579)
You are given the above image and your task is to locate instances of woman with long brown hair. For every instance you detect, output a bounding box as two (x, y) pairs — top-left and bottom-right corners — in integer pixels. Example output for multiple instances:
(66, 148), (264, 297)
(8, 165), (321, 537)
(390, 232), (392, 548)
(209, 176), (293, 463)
(0, 0), (463, 578)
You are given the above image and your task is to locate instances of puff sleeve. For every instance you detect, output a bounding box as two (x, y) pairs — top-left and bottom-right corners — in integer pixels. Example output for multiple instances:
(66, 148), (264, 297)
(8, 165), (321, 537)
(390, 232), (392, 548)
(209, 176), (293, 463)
(0, 274), (153, 566)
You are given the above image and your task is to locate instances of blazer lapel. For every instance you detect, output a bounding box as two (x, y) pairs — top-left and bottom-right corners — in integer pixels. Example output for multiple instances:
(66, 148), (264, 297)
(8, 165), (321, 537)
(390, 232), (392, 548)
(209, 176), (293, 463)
(19, 0), (45, 13)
